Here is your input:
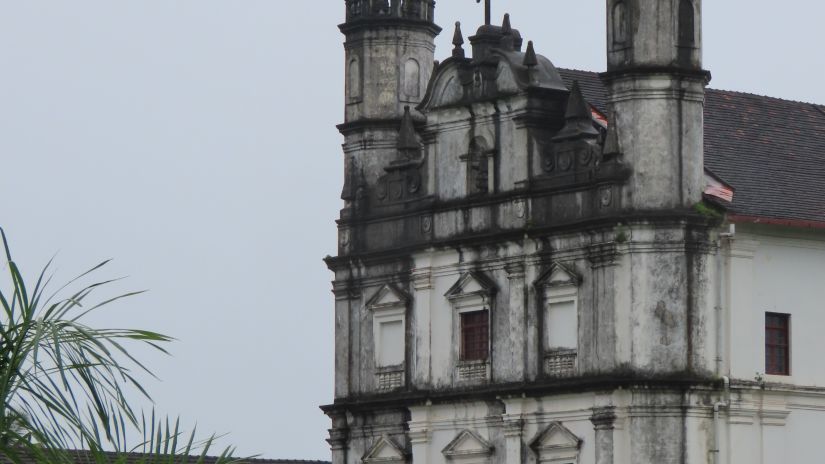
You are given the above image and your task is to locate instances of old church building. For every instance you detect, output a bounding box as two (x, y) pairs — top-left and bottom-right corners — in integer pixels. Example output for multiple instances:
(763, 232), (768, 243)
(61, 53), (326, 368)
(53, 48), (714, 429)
(322, 1), (825, 463)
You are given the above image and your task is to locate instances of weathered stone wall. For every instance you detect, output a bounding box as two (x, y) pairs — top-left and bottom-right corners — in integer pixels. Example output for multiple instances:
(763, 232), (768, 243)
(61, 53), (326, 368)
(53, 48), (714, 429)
(325, 1), (738, 464)
(331, 218), (718, 399)
(605, 75), (707, 210)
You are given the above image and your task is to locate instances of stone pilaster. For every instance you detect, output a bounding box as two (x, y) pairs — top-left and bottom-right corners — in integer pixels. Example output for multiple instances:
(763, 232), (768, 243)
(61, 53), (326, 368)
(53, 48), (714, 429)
(408, 402), (433, 464)
(332, 282), (357, 398)
(412, 262), (434, 385)
(503, 416), (524, 464)
(590, 406), (617, 464)
(326, 411), (350, 464)
(505, 262), (527, 381)
(408, 430), (430, 464)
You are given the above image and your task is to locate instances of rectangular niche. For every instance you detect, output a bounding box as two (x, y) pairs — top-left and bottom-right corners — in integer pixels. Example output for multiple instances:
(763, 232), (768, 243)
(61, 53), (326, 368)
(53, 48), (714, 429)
(378, 319), (404, 366)
(546, 300), (577, 350)
(536, 263), (581, 378)
(543, 297), (578, 377)
(367, 284), (410, 392)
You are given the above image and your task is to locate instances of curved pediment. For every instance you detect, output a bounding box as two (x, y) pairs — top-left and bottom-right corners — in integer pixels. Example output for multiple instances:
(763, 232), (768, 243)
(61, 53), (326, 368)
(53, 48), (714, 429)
(418, 58), (467, 110)
(494, 50), (568, 92)
(419, 50), (568, 111)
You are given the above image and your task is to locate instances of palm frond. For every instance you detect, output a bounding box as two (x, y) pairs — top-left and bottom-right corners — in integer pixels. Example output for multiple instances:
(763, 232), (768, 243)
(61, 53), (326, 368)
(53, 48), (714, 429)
(0, 228), (240, 464)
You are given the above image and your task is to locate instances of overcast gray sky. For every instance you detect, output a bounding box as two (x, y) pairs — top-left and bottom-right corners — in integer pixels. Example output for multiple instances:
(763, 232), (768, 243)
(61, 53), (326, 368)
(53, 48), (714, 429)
(1, 1), (822, 460)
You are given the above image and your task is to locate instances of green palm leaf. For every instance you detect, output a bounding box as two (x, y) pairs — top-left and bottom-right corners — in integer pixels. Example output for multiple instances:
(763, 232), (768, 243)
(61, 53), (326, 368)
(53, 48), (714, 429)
(0, 228), (242, 464)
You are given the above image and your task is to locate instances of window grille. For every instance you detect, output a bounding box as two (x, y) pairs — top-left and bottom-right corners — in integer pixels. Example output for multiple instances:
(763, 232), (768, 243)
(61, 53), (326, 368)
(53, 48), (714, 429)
(765, 313), (790, 376)
(461, 310), (489, 361)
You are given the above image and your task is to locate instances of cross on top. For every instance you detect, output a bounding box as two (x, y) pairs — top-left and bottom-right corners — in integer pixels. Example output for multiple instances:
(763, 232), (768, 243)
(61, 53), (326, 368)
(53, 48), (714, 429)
(476, 0), (491, 25)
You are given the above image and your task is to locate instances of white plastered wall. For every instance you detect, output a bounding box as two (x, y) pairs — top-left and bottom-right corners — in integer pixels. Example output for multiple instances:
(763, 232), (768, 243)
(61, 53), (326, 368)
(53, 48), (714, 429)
(724, 225), (825, 464)
(726, 227), (825, 385)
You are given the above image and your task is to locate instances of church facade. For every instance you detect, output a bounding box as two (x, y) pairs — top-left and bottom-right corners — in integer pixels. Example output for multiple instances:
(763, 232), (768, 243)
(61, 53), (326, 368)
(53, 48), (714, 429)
(322, 1), (825, 463)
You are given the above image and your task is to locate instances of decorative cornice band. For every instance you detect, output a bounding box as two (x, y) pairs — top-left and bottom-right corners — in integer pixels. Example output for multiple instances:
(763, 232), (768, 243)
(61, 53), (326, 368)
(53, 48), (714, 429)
(590, 406), (617, 430)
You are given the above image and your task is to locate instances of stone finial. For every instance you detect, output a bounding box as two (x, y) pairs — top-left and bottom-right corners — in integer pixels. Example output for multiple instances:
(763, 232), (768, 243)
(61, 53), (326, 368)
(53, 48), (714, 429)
(523, 40), (538, 67)
(452, 22), (466, 58)
(601, 112), (623, 160)
(565, 81), (591, 120)
(501, 13), (512, 34)
(398, 106), (420, 151)
(500, 14), (515, 50)
(553, 81), (600, 141)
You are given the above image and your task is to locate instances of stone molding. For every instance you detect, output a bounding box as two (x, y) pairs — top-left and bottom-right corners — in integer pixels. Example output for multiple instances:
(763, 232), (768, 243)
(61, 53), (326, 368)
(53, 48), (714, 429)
(366, 284), (411, 311)
(504, 262), (526, 280)
(502, 417), (525, 438)
(362, 435), (409, 464)
(411, 267), (433, 290)
(528, 421), (582, 464)
(441, 429), (494, 460)
(534, 261), (582, 289)
(445, 271), (496, 307)
(590, 406), (617, 431)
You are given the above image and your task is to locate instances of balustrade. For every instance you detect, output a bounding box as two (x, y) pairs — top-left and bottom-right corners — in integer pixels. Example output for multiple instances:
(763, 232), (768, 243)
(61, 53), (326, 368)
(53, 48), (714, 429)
(345, 0), (434, 22)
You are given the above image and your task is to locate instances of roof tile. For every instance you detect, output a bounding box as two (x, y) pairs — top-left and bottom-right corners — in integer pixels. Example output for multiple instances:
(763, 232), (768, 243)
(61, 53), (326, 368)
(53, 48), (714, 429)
(558, 69), (825, 223)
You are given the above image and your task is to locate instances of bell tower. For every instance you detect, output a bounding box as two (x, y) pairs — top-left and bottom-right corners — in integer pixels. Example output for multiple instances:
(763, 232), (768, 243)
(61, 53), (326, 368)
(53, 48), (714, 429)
(597, 0), (717, 379)
(603, 0), (709, 210)
(339, 0), (440, 207)
(341, 0), (439, 121)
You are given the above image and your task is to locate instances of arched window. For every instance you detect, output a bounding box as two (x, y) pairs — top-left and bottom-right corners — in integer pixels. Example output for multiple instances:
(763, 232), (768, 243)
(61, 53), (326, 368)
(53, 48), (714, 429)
(402, 59), (420, 100)
(612, 1), (627, 46)
(401, 0), (422, 19)
(679, 0), (696, 47)
(347, 0), (364, 18)
(348, 57), (362, 100)
(372, 0), (390, 15)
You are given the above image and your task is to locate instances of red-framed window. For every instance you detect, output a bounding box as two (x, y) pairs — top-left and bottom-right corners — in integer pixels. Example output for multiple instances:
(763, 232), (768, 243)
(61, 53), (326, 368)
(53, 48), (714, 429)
(765, 313), (790, 376)
(460, 310), (489, 361)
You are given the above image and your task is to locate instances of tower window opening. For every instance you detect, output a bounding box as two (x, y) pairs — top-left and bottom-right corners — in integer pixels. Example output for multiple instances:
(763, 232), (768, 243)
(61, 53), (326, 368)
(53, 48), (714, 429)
(348, 58), (362, 100)
(401, 0), (422, 19)
(679, 0), (696, 46)
(612, 1), (627, 46)
(403, 59), (421, 100)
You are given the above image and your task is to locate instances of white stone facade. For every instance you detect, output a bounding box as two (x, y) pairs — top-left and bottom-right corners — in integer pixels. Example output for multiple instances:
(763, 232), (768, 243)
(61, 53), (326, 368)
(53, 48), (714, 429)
(325, 1), (825, 464)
